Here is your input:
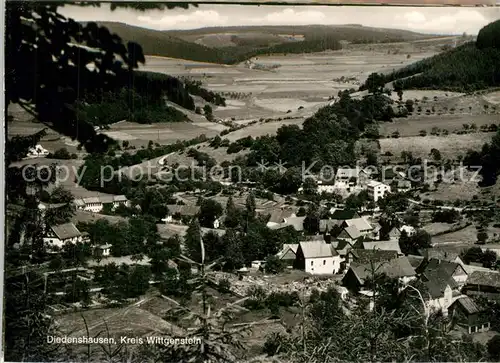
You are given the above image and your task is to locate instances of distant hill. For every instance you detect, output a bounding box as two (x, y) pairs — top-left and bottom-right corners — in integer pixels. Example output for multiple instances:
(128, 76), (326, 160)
(89, 22), (436, 64)
(362, 20), (500, 92)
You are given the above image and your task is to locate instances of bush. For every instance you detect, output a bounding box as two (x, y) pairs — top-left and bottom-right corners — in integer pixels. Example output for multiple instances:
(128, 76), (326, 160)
(488, 335), (500, 361)
(48, 147), (72, 160)
(217, 278), (231, 294)
(264, 255), (287, 274)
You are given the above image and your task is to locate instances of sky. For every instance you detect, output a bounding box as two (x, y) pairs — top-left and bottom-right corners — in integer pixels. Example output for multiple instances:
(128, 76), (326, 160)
(60, 4), (500, 35)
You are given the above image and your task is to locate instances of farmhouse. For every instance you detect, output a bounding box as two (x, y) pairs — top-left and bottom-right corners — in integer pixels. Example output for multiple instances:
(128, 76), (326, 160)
(417, 258), (469, 287)
(362, 240), (402, 255)
(73, 195), (129, 213)
(294, 241), (342, 275)
(267, 208), (298, 226)
(341, 217), (376, 239)
(43, 222), (83, 249)
(277, 244), (299, 267)
(342, 256), (416, 292)
(345, 249), (399, 268)
(26, 144), (49, 158)
(94, 244), (112, 258)
(335, 168), (370, 190)
(366, 180), (391, 202)
(463, 271), (500, 301)
(448, 296), (490, 334)
(420, 273), (457, 315)
(419, 249), (464, 265)
(337, 225), (362, 243)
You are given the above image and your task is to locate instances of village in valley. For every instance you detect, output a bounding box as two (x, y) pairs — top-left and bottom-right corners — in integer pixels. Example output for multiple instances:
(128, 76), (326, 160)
(5, 3), (500, 363)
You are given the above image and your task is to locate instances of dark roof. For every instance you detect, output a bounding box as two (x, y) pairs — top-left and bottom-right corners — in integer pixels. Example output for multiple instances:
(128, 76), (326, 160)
(419, 248), (461, 262)
(420, 269), (458, 299)
(348, 249), (398, 265)
(467, 271), (500, 289)
(418, 258), (466, 278)
(348, 257), (416, 285)
(330, 209), (359, 220)
(450, 296), (483, 315)
(51, 223), (82, 240)
(407, 255), (425, 269)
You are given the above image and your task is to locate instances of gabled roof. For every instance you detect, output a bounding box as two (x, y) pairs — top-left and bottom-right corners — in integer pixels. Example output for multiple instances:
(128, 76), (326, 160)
(99, 195), (115, 204)
(419, 249), (461, 262)
(420, 269), (458, 298)
(341, 225), (362, 240)
(450, 296), (484, 315)
(418, 258), (467, 278)
(299, 241), (338, 259)
(50, 223), (82, 240)
(362, 240), (402, 254)
(114, 195), (128, 202)
(83, 197), (100, 204)
(330, 209), (360, 220)
(283, 244), (299, 254)
(344, 217), (373, 231)
(73, 199), (85, 207)
(467, 271), (500, 289)
(348, 256), (416, 285)
(348, 249), (398, 265)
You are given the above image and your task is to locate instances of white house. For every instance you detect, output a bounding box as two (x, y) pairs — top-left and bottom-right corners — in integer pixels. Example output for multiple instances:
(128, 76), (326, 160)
(295, 241), (342, 275)
(400, 225), (417, 237)
(26, 144), (49, 158)
(366, 180), (391, 202)
(95, 244), (112, 257)
(43, 223), (83, 249)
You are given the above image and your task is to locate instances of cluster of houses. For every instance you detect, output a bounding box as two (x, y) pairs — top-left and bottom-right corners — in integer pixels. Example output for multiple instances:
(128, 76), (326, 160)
(276, 235), (498, 335)
(37, 195), (130, 257)
(315, 167), (411, 200)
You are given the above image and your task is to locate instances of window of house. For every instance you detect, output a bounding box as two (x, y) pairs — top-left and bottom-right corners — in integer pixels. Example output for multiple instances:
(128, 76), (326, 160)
(311, 261), (314, 266)
(323, 260), (326, 265)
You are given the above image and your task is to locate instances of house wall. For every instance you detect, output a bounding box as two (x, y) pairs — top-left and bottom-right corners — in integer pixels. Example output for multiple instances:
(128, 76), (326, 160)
(304, 256), (341, 275)
(84, 203), (103, 213)
(44, 236), (82, 249)
(426, 286), (453, 316)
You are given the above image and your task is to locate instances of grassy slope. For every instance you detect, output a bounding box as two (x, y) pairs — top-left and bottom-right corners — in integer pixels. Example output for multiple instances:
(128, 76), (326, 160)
(91, 22), (434, 64)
